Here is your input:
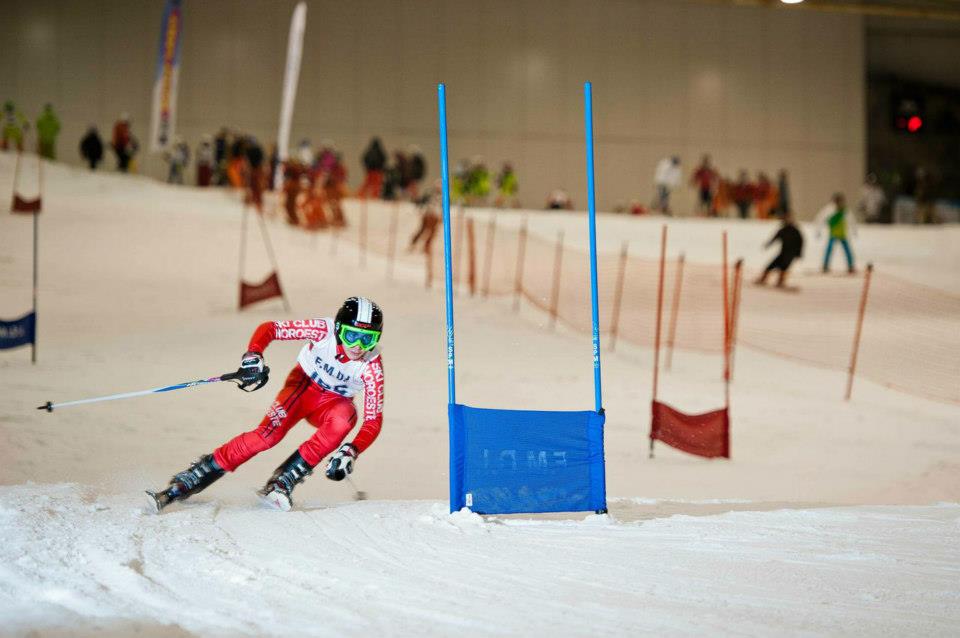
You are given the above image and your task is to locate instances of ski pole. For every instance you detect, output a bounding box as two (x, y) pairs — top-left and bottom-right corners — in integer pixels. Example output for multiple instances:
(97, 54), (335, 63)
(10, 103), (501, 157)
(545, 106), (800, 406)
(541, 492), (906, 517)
(346, 475), (368, 501)
(37, 367), (268, 412)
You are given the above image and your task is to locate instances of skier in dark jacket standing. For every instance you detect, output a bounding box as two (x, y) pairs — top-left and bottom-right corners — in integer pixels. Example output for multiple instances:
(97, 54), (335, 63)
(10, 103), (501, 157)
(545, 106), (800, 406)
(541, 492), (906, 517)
(79, 126), (104, 170)
(755, 212), (804, 289)
(357, 137), (387, 199)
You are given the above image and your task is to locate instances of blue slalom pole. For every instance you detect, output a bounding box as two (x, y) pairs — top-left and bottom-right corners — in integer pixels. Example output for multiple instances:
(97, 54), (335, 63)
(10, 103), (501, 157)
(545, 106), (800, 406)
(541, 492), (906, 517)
(583, 82), (603, 413)
(437, 83), (456, 406)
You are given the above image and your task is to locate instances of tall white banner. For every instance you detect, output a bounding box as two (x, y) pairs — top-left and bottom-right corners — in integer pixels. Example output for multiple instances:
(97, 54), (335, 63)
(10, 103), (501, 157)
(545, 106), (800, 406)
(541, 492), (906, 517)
(274, 1), (307, 188)
(149, 0), (183, 152)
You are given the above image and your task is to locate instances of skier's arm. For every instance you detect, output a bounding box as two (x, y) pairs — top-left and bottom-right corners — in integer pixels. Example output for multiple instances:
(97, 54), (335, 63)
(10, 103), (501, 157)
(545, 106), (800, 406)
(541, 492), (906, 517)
(350, 356), (384, 454)
(765, 227), (782, 249)
(246, 319), (328, 354)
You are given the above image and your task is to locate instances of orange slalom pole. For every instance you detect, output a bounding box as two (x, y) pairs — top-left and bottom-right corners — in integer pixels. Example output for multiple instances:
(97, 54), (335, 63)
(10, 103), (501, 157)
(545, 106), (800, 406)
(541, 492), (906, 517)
(722, 231), (730, 408)
(608, 241), (629, 352)
(549, 230), (564, 329)
(650, 225), (667, 458)
(729, 259), (744, 380)
(846, 263), (874, 401)
(481, 215), (496, 298)
(665, 253), (685, 371)
(386, 200), (399, 280)
(513, 219), (528, 313)
(467, 217), (477, 296)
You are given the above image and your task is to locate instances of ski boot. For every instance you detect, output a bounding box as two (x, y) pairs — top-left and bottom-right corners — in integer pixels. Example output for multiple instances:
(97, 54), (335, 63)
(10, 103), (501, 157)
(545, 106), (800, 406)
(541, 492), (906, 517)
(258, 450), (314, 512)
(146, 453), (225, 514)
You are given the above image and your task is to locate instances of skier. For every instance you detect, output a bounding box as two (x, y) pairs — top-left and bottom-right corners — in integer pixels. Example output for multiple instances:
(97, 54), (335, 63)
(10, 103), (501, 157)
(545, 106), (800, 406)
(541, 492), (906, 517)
(1, 100), (27, 151)
(163, 136), (190, 184)
(79, 126), (104, 170)
(35, 103), (61, 160)
(815, 192), (857, 274)
(148, 297), (385, 513)
(754, 212), (804, 289)
(653, 156), (681, 215)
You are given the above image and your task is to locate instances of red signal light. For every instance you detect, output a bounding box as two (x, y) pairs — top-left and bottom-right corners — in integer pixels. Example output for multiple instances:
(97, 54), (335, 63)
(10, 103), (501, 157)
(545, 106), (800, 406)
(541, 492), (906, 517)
(907, 115), (923, 132)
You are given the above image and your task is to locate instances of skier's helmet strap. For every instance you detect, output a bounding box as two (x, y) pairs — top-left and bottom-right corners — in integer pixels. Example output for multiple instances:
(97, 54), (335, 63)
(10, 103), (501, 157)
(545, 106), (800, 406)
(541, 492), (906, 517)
(335, 297), (384, 343)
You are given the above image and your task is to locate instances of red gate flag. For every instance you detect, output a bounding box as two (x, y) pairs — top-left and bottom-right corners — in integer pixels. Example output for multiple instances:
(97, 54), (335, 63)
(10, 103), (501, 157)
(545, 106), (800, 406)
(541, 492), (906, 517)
(11, 194), (41, 213)
(650, 400), (730, 459)
(239, 271), (284, 309)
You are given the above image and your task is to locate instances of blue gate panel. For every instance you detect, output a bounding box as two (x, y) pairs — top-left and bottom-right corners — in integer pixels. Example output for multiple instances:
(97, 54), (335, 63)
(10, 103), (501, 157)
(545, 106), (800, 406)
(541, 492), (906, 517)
(449, 403), (606, 515)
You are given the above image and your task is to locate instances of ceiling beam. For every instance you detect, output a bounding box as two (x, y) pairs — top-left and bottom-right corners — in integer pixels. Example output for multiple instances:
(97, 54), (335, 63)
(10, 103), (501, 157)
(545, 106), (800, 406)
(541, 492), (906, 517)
(696, 0), (960, 21)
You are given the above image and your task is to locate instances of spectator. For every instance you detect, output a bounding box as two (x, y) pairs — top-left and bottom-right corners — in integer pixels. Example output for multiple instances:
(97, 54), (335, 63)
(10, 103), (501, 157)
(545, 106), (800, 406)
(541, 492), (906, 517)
(2, 100), (27, 151)
(357, 137), (387, 199)
(857, 173), (886, 223)
(245, 136), (266, 210)
(164, 136), (190, 184)
(407, 145), (427, 200)
(409, 181), (441, 253)
(465, 159), (490, 205)
(653, 156), (681, 215)
(753, 172), (778, 219)
(755, 212), (804, 289)
(79, 126), (104, 170)
(196, 135), (214, 186)
(226, 136), (249, 188)
(732, 170), (754, 219)
(35, 103), (60, 160)
(214, 128), (229, 185)
(546, 188), (572, 210)
(913, 166), (937, 224)
(815, 192), (856, 274)
(382, 152), (403, 200)
(395, 150), (414, 199)
(296, 138), (314, 167)
(774, 169), (791, 217)
(712, 176), (733, 217)
(112, 113), (136, 172)
(495, 162), (519, 208)
(690, 154), (718, 216)
(451, 159), (469, 203)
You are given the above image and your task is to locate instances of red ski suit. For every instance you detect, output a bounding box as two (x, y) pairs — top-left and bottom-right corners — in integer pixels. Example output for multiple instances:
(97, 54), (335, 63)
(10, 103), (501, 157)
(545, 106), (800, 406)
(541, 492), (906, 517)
(213, 318), (384, 471)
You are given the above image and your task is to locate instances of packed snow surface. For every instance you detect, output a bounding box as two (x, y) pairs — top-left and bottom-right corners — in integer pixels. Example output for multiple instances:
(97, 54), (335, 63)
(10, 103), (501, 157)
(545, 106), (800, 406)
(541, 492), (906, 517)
(1, 155), (959, 635)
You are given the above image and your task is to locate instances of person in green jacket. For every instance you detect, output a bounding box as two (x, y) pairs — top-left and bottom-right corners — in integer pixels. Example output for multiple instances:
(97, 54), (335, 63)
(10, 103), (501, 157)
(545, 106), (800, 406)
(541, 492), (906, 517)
(815, 192), (857, 274)
(2, 100), (28, 152)
(35, 103), (61, 160)
(496, 162), (519, 208)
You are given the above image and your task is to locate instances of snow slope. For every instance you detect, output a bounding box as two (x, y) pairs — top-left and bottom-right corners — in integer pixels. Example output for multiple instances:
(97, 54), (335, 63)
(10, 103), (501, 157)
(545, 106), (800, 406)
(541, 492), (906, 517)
(1, 155), (959, 636)
(1, 484), (958, 637)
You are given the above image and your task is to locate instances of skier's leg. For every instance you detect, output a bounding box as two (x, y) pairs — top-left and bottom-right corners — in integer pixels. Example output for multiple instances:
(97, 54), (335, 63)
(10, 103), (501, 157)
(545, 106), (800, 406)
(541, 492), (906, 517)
(299, 399), (358, 467)
(258, 398), (357, 510)
(841, 239), (855, 273)
(212, 368), (314, 472)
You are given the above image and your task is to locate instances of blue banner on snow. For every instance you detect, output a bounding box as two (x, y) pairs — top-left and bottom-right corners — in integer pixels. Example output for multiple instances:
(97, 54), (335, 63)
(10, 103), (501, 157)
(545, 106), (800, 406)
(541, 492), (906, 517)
(0, 312), (35, 350)
(449, 404), (606, 515)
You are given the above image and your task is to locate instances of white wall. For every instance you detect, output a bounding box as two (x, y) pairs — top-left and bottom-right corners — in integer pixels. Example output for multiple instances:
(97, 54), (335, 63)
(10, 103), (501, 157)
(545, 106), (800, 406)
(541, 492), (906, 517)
(0, 0), (865, 217)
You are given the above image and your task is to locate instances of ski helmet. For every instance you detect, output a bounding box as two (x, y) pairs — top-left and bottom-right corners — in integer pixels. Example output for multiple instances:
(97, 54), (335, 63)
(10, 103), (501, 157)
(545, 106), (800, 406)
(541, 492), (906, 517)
(335, 297), (383, 340)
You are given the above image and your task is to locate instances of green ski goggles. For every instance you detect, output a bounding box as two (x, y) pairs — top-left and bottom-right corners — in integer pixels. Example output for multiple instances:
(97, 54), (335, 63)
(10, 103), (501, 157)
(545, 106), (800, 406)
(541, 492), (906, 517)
(338, 325), (382, 351)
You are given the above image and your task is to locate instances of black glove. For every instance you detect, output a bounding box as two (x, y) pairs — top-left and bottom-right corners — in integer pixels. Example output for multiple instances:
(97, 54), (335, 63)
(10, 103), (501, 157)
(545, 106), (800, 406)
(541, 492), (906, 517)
(325, 443), (357, 481)
(237, 351), (269, 391)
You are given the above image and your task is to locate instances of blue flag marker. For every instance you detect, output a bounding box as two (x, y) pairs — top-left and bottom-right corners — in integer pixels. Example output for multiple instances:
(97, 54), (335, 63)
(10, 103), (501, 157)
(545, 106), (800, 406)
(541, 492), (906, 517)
(0, 312), (35, 350)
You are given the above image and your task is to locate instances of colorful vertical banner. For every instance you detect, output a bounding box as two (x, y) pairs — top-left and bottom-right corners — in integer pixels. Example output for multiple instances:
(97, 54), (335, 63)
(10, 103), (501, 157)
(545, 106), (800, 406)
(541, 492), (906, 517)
(274, 1), (307, 188)
(149, 0), (184, 153)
